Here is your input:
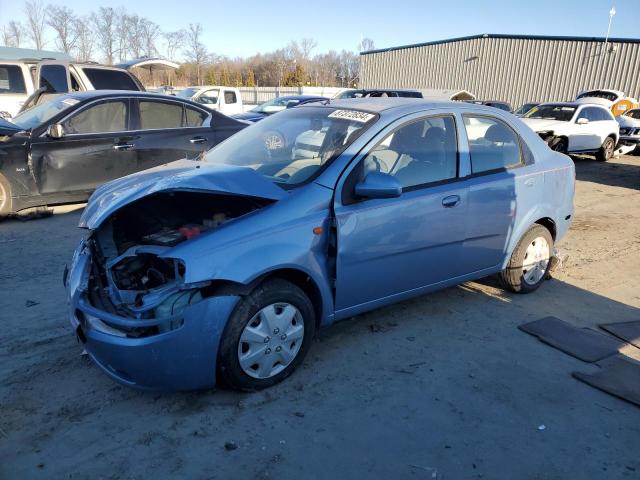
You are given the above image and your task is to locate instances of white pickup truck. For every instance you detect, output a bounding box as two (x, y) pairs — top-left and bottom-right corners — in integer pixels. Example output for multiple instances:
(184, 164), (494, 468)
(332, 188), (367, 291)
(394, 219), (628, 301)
(175, 86), (244, 116)
(0, 48), (178, 118)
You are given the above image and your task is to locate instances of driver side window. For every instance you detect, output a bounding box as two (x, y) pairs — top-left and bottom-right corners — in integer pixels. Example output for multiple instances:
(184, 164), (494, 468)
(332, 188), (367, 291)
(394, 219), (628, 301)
(362, 115), (458, 189)
(63, 100), (128, 134)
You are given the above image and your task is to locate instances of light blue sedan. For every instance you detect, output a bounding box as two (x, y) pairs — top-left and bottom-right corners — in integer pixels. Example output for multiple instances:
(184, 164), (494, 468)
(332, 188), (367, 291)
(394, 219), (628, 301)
(66, 98), (575, 390)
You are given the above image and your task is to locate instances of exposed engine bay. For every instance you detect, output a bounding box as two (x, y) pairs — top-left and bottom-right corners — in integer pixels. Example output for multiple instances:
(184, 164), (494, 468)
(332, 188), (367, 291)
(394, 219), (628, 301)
(85, 191), (273, 336)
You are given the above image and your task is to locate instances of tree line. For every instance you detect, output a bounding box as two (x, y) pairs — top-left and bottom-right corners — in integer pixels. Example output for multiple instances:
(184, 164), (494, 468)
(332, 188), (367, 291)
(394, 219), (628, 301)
(1, 1), (375, 88)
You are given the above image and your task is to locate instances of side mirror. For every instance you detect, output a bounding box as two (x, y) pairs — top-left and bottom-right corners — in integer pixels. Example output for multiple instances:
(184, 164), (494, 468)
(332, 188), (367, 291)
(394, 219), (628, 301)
(47, 124), (65, 139)
(355, 171), (402, 199)
(576, 117), (589, 125)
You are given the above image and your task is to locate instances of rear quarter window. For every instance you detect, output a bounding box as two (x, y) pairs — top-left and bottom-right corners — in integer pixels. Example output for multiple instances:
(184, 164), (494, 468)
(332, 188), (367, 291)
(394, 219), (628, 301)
(83, 68), (140, 91)
(0, 65), (26, 94)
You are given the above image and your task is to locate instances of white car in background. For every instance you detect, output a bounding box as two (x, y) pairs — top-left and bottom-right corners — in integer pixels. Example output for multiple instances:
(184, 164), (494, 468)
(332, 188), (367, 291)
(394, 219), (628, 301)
(616, 108), (640, 154)
(176, 86), (244, 115)
(521, 102), (619, 161)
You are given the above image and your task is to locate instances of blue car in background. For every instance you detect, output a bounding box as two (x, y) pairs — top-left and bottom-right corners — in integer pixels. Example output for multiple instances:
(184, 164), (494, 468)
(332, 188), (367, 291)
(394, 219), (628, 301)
(66, 98), (575, 391)
(233, 95), (327, 122)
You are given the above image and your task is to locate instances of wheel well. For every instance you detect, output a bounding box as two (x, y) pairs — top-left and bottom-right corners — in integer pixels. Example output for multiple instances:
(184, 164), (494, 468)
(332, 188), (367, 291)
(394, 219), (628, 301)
(258, 268), (324, 328)
(535, 217), (556, 240)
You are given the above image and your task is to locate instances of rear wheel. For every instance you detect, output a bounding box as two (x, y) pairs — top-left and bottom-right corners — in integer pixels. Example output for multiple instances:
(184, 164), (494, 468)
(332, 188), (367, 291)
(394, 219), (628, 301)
(0, 174), (12, 216)
(501, 224), (553, 294)
(596, 136), (615, 162)
(217, 278), (315, 390)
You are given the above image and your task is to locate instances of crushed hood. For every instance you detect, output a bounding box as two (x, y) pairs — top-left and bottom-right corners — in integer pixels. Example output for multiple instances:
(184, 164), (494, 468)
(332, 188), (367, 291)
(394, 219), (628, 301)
(80, 159), (287, 229)
(617, 115), (640, 128)
(0, 117), (21, 136)
(520, 118), (567, 132)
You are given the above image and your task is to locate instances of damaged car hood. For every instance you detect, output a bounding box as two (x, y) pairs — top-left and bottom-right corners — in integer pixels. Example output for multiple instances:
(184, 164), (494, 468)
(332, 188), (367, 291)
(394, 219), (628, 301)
(520, 118), (568, 132)
(80, 159), (287, 229)
(0, 117), (21, 136)
(617, 115), (640, 128)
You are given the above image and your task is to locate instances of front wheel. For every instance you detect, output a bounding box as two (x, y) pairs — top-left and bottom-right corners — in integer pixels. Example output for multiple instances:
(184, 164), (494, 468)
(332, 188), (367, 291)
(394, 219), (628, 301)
(0, 173), (13, 216)
(549, 137), (567, 153)
(596, 136), (615, 162)
(500, 224), (553, 293)
(217, 278), (315, 390)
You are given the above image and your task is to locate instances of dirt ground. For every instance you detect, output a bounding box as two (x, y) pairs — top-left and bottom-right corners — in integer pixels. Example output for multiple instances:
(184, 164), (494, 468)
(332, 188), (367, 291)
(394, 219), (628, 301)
(1, 155), (639, 480)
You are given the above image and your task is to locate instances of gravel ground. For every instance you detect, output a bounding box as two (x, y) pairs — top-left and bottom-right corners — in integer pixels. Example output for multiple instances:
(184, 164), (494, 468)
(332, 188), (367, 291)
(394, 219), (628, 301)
(1, 155), (639, 480)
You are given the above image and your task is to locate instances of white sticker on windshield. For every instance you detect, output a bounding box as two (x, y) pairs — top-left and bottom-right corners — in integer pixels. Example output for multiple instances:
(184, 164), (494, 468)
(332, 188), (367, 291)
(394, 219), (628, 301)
(328, 109), (375, 123)
(62, 98), (80, 107)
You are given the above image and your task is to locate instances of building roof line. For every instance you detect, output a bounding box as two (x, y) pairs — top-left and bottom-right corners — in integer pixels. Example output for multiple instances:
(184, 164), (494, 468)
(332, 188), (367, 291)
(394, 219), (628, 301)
(360, 33), (640, 55)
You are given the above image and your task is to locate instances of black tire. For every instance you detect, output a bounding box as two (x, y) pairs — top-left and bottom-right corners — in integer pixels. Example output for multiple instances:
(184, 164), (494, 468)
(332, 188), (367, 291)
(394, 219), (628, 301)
(596, 136), (615, 162)
(500, 224), (553, 294)
(0, 173), (13, 216)
(217, 278), (316, 391)
(549, 137), (567, 153)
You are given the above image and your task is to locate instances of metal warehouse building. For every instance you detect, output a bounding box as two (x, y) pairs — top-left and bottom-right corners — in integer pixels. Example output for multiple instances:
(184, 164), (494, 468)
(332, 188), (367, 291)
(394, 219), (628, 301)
(359, 34), (640, 108)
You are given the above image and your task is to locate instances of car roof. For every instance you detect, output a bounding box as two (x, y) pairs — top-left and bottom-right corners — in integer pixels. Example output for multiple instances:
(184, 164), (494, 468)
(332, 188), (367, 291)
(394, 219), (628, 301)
(539, 101), (608, 109)
(279, 95), (327, 100)
(62, 90), (186, 101)
(309, 97), (474, 115)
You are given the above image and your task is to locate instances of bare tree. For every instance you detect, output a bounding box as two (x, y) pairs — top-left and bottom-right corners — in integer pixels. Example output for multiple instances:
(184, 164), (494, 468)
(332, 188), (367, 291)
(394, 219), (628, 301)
(47, 5), (78, 54)
(75, 16), (94, 61)
(163, 30), (185, 61)
(113, 9), (129, 62)
(140, 18), (160, 58)
(24, 0), (47, 49)
(92, 7), (117, 64)
(1, 27), (10, 47)
(299, 38), (317, 60)
(8, 21), (26, 47)
(184, 24), (208, 84)
(357, 37), (375, 52)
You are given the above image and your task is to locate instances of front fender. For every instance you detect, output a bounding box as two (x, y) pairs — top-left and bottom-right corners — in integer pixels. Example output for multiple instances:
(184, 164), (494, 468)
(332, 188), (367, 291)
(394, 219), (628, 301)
(173, 210), (335, 326)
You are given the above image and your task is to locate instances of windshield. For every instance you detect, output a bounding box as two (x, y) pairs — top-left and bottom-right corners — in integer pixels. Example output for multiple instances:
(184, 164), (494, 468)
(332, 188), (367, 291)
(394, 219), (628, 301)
(514, 103), (537, 115)
(11, 96), (78, 129)
(577, 90), (618, 102)
(176, 87), (199, 99)
(252, 97), (305, 114)
(525, 104), (576, 122)
(625, 109), (640, 120)
(205, 106), (377, 187)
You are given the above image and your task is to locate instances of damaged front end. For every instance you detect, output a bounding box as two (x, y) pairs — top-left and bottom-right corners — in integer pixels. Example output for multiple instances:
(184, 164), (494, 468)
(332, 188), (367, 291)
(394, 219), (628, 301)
(77, 190), (273, 338)
(67, 188), (279, 390)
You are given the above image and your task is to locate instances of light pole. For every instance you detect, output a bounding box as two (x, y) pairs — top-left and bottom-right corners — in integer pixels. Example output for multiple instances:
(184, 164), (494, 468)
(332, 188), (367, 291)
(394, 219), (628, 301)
(604, 6), (616, 54)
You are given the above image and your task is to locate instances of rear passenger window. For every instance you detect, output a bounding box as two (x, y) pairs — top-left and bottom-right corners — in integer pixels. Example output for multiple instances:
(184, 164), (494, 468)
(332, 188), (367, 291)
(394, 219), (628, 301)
(0, 65), (26, 94)
(64, 101), (127, 134)
(363, 115), (458, 189)
(463, 116), (522, 174)
(185, 106), (207, 127)
(83, 68), (139, 90)
(139, 101), (183, 129)
(224, 90), (237, 104)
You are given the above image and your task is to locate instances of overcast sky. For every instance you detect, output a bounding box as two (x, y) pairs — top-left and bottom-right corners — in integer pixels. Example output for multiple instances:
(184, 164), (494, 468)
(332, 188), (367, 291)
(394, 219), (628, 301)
(1, 0), (638, 58)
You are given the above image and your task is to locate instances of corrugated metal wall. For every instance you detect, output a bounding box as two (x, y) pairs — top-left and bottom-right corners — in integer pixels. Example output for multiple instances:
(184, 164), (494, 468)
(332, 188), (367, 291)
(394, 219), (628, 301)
(360, 36), (640, 108)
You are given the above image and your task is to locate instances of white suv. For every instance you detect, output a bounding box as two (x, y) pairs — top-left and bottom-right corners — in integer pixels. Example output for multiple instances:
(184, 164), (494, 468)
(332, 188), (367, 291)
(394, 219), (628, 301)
(521, 102), (619, 161)
(0, 50), (178, 118)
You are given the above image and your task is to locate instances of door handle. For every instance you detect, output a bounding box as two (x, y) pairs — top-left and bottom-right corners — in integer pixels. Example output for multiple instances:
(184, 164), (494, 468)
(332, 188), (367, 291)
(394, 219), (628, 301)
(524, 178), (535, 187)
(442, 195), (461, 208)
(113, 143), (134, 151)
(189, 136), (206, 144)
